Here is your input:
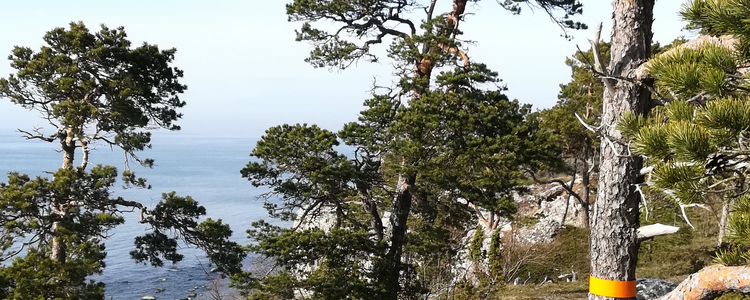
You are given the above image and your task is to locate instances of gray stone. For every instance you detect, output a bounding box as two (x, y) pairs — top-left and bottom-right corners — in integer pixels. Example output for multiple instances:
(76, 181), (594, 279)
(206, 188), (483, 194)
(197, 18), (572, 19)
(636, 278), (678, 300)
(141, 295), (156, 300)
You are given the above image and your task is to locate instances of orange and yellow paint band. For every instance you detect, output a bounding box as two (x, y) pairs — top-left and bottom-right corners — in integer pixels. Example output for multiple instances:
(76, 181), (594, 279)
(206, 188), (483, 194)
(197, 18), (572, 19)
(589, 276), (636, 298)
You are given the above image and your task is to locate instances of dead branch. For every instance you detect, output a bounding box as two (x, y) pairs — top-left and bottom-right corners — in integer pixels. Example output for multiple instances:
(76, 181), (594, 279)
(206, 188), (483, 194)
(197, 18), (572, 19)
(637, 223), (680, 240)
(79, 140), (90, 169)
(292, 198), (326, 231)
(437, 43), (470, 71)
(589, 22), (614, 94)
(18, 127), (60, 142)
(635, 184), (650, 221)
(659, 265), (750, 300)
(525, 170), (584, 205)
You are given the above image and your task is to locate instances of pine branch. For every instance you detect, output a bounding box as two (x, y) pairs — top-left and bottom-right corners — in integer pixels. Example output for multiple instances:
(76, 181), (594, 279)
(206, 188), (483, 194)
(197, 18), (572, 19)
(635, 184), (649, 221)
(525, 170), (584, 205)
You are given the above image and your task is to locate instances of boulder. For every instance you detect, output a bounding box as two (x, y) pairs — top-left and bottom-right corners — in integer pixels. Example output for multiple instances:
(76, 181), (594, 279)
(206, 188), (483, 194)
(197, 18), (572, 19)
(636, 278), (678, 300)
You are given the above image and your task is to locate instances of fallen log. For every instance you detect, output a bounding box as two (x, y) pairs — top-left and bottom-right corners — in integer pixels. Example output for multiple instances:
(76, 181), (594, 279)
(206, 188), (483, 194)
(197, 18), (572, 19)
(658, 265), (750, 300)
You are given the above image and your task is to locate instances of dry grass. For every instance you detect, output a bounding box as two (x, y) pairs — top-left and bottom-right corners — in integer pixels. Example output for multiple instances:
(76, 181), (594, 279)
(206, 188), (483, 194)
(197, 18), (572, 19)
(493, 281), (589, 300)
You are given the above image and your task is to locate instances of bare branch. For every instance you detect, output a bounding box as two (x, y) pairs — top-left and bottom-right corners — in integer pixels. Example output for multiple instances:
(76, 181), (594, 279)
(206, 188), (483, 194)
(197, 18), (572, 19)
(292, 198), (326, 232)
(574, 113), (602, 133)
(18, 127), (60, 142)
(589, 22), (614, 94)
(525, 170), (584, 205)
(469, 202), (490, 228)
(635, 184), (649, 221)
(637, 223), (680, 240)
(79, 140), (90, 169)
(437, 43), (470, 71)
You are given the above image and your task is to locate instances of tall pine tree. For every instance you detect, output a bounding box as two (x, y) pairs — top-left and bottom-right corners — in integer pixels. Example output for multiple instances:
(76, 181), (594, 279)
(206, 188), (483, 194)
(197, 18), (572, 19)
(237, 0), (581, 299)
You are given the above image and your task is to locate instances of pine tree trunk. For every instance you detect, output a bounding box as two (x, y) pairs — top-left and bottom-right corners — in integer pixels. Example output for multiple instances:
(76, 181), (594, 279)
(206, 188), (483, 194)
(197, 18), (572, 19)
(61, 128), (75, 168)
(561, 162), (576, 226)
(384, 173), (416, 300)
(589, 1), (654, 300)
(51, 127), (76, 263)
(581, 144), (591, 228)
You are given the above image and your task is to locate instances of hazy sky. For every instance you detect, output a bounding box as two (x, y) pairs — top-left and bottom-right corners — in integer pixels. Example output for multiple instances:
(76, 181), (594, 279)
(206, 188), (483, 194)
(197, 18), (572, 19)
(0, 1), (690, 138)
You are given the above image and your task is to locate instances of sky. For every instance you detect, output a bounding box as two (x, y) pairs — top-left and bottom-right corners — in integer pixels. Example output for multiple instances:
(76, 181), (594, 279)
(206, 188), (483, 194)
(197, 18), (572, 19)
(0, 0), (691, 139)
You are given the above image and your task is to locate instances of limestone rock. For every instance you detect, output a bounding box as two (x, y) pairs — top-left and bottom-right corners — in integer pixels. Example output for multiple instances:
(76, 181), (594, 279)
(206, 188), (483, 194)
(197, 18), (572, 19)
(636, 278), (678, 300)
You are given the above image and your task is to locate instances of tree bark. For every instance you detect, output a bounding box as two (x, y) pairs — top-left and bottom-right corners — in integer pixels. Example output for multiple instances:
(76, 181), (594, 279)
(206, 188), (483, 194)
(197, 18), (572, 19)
(61, 127), (75, 169)
(51, 127), (76, 263)
(581, 143), (591, 228)
(384, 173), (416, 300)
(561, 163), (576, 226)
(589, 1), (654, 300)
(357, 185), (384, 243)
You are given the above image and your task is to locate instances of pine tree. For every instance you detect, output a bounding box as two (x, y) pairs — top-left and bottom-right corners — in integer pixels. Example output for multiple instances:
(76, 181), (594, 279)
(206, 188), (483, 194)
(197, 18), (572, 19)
(0, 22), (245, 299)
(239, 63), (562, 299)
(235, 1), (582, 299)
(619, 0), (750, 260)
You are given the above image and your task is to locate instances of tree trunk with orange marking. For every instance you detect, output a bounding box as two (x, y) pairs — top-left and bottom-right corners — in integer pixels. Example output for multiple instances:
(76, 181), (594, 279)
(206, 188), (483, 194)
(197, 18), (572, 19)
(589, 1), (654, 299)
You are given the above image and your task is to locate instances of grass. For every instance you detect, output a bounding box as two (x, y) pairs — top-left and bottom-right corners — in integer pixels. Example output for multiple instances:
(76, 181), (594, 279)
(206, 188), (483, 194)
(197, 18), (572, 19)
(494, 281), (589, 300)
(482, 193), (721, 300)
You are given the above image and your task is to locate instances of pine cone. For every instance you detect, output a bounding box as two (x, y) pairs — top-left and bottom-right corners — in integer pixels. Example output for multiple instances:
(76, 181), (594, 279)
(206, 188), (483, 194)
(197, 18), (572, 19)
(705, 153), (728, 175)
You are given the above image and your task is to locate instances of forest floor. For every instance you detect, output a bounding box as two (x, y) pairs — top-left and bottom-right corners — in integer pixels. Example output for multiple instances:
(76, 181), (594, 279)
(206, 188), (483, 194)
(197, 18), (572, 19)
(485, 193), (720, 300)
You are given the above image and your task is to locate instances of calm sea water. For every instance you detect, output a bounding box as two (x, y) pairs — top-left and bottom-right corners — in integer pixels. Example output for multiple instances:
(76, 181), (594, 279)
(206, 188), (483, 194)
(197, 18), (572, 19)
(0, 132), (275, 299)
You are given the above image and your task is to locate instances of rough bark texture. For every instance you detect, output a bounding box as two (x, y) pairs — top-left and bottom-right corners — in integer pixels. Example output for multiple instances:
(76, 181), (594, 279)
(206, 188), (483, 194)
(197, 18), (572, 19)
(356, 185), (384, 243)
(561, 168), (576, 226)
(659, 265), (750, 300)
(589, 1), (654, 300)
(581, 144), (591, 228)
(51, 127), (76, 263)
(384, 173), (416, 300)
(61, 128), (75, 169)
(416, 0), (468, 88)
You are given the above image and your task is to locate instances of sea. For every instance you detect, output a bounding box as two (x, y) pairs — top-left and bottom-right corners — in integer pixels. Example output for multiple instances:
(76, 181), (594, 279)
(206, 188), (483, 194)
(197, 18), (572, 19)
(0, 132), (279, 300)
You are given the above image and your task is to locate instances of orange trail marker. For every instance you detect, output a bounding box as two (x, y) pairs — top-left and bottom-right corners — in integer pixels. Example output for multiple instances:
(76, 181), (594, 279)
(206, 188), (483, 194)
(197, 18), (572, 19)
(589, 276), (636, 298)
